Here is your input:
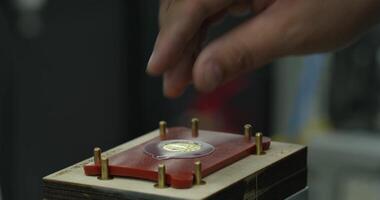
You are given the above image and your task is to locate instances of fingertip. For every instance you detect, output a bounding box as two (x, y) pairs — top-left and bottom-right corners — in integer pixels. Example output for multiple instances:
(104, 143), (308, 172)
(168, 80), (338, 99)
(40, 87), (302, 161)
(146, 53), (162, 76)
(163, 74), (187, 98)
(146, 67), (162, 76)
(163, 85), (184, 99)
(164, 89), (185, 99)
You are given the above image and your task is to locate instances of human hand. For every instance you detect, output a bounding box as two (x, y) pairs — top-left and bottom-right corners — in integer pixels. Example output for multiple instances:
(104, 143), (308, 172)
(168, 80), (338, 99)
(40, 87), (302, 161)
(146, 0), (380, 98)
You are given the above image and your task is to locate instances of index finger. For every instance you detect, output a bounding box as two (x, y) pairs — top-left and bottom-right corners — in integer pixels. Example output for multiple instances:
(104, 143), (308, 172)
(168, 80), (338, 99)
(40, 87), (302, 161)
(146, 0), (234, 76)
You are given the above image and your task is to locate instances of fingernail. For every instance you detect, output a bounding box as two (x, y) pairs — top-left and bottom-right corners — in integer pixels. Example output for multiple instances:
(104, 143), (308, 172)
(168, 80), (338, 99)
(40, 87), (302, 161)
(203, 64), (223, 91)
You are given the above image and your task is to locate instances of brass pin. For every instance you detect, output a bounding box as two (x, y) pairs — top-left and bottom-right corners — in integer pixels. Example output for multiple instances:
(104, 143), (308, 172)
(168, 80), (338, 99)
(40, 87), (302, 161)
(244, 124), (252, 141)
(194, 161), (205, 185)
(93, 147), (101, 165)
(98, 157), (112, 180)
(255, 132), (263, 155)
(159, 121), (167, 140)
(192, 118), (199, 137)
(155, 164), (167, 188)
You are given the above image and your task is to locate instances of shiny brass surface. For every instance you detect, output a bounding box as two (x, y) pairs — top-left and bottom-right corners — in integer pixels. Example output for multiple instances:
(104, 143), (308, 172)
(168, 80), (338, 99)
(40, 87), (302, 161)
(244, 124), (252, 141)
(159, 121), (167, 140)
(255, 132), (263, 155)
(155, 164), (167, 188)
(194, 161), (206, 185)
(191, 118), (199, 138)
(93, 147), (101, 165)
(98, 157), (112, 180)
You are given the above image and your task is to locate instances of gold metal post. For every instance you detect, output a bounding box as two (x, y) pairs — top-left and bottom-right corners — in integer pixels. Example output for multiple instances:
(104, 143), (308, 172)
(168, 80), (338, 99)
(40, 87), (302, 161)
(192, 118), (199, 137)
(93, 147), (101, 165)
(155, 164), (167, 188)
(255, 132), (263, 155)
(98, 157), (112, 180)
(159, 121), (167, 140)
(194, 161), (205, 185)
(244, 124), (252, 141)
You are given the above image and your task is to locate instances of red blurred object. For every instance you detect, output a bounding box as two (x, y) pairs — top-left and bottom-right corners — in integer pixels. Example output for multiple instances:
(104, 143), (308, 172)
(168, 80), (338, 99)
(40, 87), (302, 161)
(84, 127), (271, 188)
(187, 78), (252, 132)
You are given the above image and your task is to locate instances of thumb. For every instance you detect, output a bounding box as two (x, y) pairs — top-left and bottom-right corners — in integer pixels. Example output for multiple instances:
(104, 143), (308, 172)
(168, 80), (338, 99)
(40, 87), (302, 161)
(193, 5), (289, 92)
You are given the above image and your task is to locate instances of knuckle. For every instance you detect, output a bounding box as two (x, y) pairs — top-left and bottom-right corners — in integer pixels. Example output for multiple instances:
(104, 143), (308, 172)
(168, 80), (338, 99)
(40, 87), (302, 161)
(184, 0), (209, 19)
(231, 40), (256, 71)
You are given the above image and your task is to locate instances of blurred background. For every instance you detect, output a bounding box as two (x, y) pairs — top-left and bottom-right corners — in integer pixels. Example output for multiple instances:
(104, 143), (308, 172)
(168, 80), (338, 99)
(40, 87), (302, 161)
(0, 1), (380, 200)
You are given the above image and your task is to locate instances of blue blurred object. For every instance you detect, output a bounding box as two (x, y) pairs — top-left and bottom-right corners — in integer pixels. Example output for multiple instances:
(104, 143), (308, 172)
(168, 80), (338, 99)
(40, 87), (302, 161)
(287, 54), (328, 137)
